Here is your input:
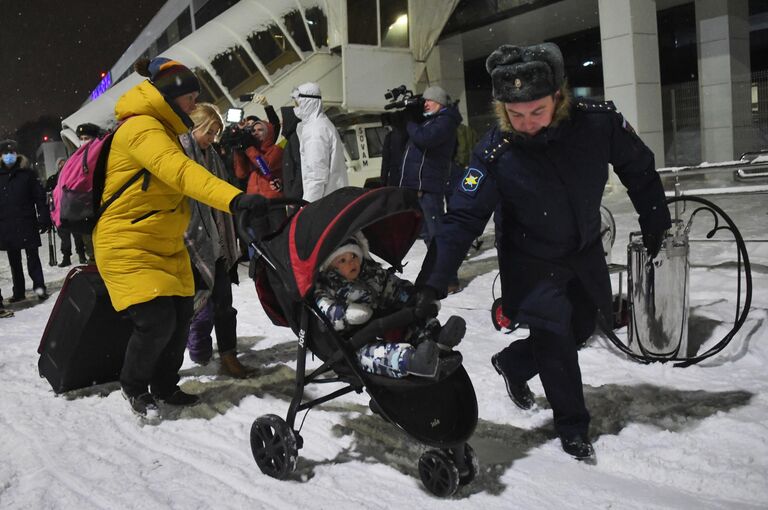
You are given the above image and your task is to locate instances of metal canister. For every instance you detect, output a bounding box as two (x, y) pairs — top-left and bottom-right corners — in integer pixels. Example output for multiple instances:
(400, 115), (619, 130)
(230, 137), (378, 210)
(627, 221), (690, 359)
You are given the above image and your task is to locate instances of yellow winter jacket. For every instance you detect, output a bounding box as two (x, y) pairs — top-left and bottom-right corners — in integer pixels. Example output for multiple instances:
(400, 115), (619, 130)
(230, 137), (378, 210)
(93, 81), (241, 311)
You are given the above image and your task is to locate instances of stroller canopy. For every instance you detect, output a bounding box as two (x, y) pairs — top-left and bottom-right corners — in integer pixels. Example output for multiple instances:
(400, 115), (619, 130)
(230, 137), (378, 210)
(261, 186), (423, 301)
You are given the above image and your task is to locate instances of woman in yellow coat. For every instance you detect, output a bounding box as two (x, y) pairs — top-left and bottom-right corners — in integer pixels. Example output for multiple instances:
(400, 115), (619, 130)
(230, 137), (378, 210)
(93, 57), (265, 419)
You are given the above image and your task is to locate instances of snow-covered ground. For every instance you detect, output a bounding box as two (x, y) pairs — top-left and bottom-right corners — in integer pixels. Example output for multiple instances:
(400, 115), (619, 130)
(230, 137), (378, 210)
(0, 187), (766, 509)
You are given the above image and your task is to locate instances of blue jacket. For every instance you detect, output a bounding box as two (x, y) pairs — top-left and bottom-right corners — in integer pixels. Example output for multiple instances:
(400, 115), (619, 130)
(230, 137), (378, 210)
(417, 99), (671, 336)
(399, 105), (462, 193)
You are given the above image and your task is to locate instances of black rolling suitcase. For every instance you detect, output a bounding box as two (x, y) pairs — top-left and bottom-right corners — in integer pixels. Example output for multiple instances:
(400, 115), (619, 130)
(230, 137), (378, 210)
(37, 265), (133, 393)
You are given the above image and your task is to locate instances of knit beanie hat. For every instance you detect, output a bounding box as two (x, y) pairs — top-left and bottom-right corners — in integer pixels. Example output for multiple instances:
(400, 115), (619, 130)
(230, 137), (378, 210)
(485, 42), (565, 103)
(135, 57), (200, 99)
(320, 232), (370, 272)
(423, 85), (449, 106)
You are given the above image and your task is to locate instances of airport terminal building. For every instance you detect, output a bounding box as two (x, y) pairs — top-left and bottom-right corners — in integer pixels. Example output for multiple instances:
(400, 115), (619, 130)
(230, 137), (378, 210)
(64, 0), (767, 177)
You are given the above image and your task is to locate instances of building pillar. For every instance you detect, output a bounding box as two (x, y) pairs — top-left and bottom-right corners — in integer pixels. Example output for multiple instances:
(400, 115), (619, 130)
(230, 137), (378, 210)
(598, 0), (665, 177)
(695, 0), (751, 162)
(424, 34), (469, 123)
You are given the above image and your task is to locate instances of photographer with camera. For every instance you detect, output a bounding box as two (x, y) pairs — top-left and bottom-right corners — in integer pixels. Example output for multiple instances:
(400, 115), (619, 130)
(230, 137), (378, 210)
(396, 85), (462, 245)
(218, 95), (281, 188)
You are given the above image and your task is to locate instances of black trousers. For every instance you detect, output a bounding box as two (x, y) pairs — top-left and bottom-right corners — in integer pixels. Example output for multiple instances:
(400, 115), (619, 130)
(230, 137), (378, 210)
(58, 228), (85, 257)
(6, 248), (45, 298)
(497, 280), (596, 438)
(120, 296), (194, 397)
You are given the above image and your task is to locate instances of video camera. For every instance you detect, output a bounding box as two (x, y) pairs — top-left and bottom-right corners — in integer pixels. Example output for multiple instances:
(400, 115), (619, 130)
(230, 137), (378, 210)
(384, 85), (423, 110)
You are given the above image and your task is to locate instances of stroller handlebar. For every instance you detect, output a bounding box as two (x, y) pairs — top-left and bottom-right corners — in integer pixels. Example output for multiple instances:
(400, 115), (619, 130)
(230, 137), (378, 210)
(348, 308), (418, 351)
(235, 197), (308, 245)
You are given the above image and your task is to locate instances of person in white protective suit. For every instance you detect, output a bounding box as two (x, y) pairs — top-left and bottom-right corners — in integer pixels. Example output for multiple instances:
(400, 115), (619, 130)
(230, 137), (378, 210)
(292, 82), (348, 202)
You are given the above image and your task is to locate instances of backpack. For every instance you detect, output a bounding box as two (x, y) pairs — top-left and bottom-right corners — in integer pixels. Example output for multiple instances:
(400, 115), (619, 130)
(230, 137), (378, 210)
(51, 123), (149, 234)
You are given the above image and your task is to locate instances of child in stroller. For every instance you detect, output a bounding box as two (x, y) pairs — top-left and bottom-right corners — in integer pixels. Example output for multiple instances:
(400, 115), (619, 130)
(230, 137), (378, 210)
(314, 231), (465, 379)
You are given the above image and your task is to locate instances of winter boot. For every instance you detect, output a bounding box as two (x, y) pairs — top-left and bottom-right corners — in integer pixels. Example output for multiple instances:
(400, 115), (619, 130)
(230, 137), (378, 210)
(220, 352), (252, 379)
(491, 353), (535, 410)
(560, 434), (595, 460)
(154, 388), (200, 406)
(58, 255), (72, 268)
(78, 252), (87, 264)
(35, 287), (49, 301)
(437, 316), (465, 349)
(406, 341), (439, 378)
(122, 390), (160, 420)
(8, 294), (25, 303)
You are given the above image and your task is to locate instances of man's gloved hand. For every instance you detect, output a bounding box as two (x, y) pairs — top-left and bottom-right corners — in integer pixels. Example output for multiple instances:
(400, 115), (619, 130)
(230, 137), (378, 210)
(414, 286), (441, 319)
(642, 229), (665, 260)
(346, 303), (373, 325)
(38, 222), (53, 234)
(229, 193), (268, 216)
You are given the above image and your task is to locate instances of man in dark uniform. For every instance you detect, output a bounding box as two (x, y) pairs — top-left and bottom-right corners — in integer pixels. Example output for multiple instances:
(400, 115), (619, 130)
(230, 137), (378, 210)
(416, 43), (671, 459)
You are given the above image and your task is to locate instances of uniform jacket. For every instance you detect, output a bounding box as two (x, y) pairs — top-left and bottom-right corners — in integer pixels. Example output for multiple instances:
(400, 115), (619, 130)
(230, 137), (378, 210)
(294, 96), (348, 202)
(93, 80), (242, 312)
(315, 258), (414, 332)
(418, 99), (671, 336)
(237, 121), (283, 198)
(0, 155), (49, 251)
(280, 106), (303, 200)
(399, 105), (462, 193)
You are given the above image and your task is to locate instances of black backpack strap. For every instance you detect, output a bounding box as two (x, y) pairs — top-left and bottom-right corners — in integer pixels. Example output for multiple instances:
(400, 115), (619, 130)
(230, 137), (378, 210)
(97, 168), (150, 216)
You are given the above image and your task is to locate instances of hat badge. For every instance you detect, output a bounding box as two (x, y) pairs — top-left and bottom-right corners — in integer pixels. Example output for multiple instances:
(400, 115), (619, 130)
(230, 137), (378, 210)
(514, 78), (522, 89)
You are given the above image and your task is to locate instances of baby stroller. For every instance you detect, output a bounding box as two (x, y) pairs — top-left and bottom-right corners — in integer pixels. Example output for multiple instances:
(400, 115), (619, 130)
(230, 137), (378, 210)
(243, 186), (478, 497)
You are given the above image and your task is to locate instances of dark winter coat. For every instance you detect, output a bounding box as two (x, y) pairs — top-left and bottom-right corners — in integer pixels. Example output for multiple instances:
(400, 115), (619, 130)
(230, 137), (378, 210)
(0, 155), (49, 251)
(398, 105), (462, 193)
(280, 105), (303, 201)
(418, 99), (671, 337)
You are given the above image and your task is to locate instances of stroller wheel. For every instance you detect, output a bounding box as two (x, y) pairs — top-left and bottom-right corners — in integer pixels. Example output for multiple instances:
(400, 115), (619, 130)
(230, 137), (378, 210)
(250, 414), (298, 480)
(418, 449), (460, 498)
(447, 443), (479, 486)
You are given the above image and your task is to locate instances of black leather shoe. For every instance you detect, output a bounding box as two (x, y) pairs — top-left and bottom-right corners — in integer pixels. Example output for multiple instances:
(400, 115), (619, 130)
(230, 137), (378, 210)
(491, 353), (535, 410)
(560, 434), (595, 460)
(155, 389), (200, 406)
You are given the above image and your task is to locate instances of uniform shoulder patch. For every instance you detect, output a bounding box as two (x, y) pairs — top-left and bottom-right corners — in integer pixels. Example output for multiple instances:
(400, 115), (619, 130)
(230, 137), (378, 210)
(461, 167), (485, 194)
(575, 99), (616, 113)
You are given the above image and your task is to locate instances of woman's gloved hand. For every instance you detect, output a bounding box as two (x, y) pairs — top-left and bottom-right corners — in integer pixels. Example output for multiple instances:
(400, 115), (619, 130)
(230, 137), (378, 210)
(229, 193), (268, 216)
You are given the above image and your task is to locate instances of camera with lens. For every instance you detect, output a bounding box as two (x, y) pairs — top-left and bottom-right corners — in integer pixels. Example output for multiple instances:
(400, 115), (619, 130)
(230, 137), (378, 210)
(384, 84), (423, 111)
(220, 122), (258, 151)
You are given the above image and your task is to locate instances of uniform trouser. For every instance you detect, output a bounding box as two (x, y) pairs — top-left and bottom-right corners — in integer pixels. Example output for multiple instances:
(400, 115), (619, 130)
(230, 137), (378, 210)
(58, 228), (85, 257)
(497, 282), (596, 438)
(6, 248), (45, 297)
(418, 191), (444, 245)
(120, 295), (194, 397)
(187, 258), (238, 361)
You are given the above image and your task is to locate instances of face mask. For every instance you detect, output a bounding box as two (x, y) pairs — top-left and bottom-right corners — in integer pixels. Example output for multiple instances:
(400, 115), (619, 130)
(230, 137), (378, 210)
(423, 110), (436, 117)
(2, 153), (17, 166)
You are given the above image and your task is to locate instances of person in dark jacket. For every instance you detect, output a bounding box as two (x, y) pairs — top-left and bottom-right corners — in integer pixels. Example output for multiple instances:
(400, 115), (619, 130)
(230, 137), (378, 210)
(46, 156), (87, 266)
(279, 105), (303, 203)
(379, 110), (409, 187)
(398, 86), (461, 244)
(0, 139), (51, 301)
(416, 43), (671, 460)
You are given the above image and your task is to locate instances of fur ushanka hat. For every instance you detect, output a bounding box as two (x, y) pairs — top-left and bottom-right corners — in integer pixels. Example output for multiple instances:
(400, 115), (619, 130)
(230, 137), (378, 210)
(485, 42), (565, 103)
